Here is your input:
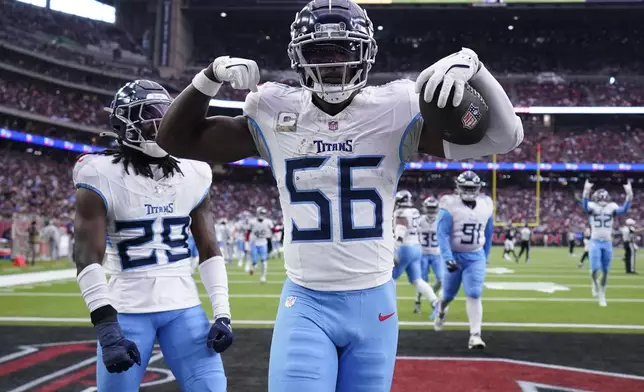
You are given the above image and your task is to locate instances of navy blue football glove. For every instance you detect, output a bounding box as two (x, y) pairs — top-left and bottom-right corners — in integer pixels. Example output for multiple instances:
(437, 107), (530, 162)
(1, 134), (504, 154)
(95, 322), (141, 373)
(207, 317), (234, 353)
(446, 260), (460, 273)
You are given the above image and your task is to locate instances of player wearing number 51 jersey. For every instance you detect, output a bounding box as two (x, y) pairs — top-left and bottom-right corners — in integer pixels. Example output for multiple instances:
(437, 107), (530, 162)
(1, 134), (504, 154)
(73, 80), (232, 391)
(580, 180), (632, 307)
(435, 171), (493, 350)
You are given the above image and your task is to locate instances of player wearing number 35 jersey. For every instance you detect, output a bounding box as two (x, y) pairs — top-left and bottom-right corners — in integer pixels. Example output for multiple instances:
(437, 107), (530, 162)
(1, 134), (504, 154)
(580, 180), (632, 307)
(157, 1), (523, 390)
(435, 171), (493, 350)
(73, 80), (233, 391)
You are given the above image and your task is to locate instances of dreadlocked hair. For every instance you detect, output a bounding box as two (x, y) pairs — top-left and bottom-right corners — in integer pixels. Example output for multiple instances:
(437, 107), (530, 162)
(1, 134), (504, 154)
(94, 141), (183, 179)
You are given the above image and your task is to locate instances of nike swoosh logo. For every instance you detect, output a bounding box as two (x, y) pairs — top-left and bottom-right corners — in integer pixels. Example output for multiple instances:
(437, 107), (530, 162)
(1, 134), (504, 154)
(379, 312), (395, 322)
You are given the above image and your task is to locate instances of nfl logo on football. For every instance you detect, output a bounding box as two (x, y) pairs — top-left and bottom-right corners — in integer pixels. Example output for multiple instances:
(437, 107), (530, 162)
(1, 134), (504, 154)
(284, 296), (297, 308)
(328, 120), (339, 131)
(461, 103), (482, 130)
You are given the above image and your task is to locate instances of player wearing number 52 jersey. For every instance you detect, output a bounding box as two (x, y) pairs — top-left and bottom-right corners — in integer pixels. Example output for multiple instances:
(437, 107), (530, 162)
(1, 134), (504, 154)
(435, 171), (493, 350)
(393, 191), (438, 315)
(156, 1), (523, 389)
(73, 80), (233, 391)
(580, 180), (632, 307)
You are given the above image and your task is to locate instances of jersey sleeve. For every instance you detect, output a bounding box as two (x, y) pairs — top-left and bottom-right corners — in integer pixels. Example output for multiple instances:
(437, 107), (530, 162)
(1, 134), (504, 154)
(72, 155), (110, 213)
(190, 161), (213, 208)
(437, 208), (454, 261)
(399, 80), (423, 166)
(243, 83), (279, 166)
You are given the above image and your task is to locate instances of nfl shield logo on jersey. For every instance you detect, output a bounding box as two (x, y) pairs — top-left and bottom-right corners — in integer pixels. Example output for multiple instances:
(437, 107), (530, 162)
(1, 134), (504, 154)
(461, 103), (482, 130)
(284, 296), (297, 308)
(328, 121), (339, 131)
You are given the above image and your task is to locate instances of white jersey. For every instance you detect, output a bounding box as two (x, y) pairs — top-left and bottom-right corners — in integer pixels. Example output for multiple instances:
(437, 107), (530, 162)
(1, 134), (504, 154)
(215, 224), (224, 243)
(418, 214), (440, 255)
(72, 154), (212, 313)
(394, 207), (421, 245)
(234, 220), (250, 242)
(586, 202), (620, 241)
(520, 227), (531, 241)
(440, 194), (494, 253)
(244, 80), (424, 290)
(250, 218), (273, 246)
(583, 236), (590, 251)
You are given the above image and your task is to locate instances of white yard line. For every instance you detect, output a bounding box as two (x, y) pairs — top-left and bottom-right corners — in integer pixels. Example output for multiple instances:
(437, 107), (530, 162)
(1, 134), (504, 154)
(0, 269), (76, 288)
(0, 316), (643, 330)
(1, 291), (642, 303)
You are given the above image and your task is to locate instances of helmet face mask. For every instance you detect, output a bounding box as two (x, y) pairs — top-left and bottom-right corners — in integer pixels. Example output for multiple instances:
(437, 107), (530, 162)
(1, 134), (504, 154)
(395, 190), (413, 208)
(456, 171), (483, 202)
(592, 189), (610, 205)
(423, 197), (439, 216)
(288, 0), (377, 104)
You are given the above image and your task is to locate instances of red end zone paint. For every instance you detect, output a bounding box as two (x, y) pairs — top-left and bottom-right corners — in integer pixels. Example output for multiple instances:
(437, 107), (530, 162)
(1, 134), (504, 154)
(393, 357), (644, 392)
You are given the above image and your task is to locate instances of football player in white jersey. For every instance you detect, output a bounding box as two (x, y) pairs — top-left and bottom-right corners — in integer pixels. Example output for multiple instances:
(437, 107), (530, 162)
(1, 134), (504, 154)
(580, 180), (632, 306)
(393, 191), (438, 314)
(249, 207), (274, 282)
(157, 0), (522, 388)
(415, 196), (443, 314)
(233, 213), (250, 267)
(435, 171), (494, 350)
(73, 80), (233, 390)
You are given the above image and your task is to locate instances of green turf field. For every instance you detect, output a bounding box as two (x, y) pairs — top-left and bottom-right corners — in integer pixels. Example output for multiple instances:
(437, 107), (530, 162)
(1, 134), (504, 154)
(0, 247), (643, 332)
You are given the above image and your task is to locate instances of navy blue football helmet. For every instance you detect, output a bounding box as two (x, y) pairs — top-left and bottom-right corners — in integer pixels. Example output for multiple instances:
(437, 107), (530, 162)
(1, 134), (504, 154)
(288, 0), (377, 103)
(395, 190), (413, 208)
(456, 171), (484, 201)
(106, 80), (172, 158)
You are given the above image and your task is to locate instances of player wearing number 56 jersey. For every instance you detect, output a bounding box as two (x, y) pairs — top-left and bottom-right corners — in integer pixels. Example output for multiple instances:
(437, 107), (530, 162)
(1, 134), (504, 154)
(73, 80), (232, 391)
(580, 180), (632, 307)
(415, 196), (443, 315)
(156, 1), (523, 389)
(435, 171), (493, 350)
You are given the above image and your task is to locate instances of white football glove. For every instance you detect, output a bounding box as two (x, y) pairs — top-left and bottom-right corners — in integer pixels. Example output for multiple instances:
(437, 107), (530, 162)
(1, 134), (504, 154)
(624, 180), (633, 201)
(213, 56), (260, 92)
(583, 180), (594, 199)
(415, 48), (480, 109)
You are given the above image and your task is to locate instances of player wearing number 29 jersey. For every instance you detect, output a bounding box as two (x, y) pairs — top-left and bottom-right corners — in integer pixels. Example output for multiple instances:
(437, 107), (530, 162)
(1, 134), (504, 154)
(580, 181), (632, 307)
(73, 80), (232, 391)
(436, 171), (493, 350)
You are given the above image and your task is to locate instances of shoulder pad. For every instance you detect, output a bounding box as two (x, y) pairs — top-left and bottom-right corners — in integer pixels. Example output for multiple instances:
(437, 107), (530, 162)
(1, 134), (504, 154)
(439, 194), (458, 209)
(244, 82), (301, 119)
(181, 159), (213, 185)
(72, 154), (112, 186)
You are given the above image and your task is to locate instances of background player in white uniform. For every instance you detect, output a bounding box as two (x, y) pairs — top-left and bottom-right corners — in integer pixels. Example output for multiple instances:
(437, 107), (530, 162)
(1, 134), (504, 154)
(249, 207), (273, 282)
(73, 80), (233, 391)
(415, 196), (443, 315)
(393, 191), (438, 314)
(157, 1), (523, 389)
(234, 213), (251, 267)
(435, 171), (494, 350)
(580, 180), (632, 306)
(214, 218), (225, 253)
(216, 218), (235, 261)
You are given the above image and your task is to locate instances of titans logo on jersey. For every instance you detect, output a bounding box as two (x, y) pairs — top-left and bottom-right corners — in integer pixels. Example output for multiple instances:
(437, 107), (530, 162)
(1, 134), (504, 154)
(244, 80), (424, 291)
(72, 154), (212, 313)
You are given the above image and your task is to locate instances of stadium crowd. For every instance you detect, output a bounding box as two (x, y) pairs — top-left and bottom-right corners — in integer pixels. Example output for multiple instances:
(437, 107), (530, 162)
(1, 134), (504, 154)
(1, 145), (641, 239)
